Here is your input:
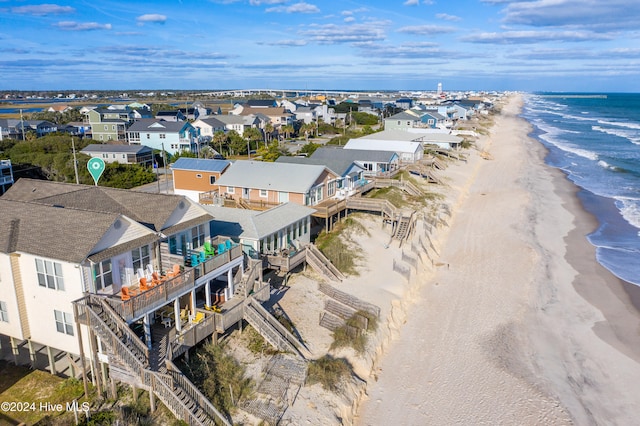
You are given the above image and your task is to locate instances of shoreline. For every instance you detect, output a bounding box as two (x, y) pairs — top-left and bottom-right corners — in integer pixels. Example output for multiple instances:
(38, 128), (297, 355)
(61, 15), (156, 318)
(353, 94), (640, 425)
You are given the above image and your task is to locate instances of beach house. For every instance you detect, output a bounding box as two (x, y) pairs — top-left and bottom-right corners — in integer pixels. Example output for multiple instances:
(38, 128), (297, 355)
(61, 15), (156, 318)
(126, 118), (199, 156)
(80, 144), (154, 166)
(0, 178), (251, 424)
(171, 157), (232, 203)
(216, 160), (340, 208)
(204, 203), (315, 257)
(344, 130), (424, 163)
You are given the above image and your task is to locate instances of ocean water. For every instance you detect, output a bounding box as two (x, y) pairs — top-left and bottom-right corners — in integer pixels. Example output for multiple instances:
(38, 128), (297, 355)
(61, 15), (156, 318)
(522, 93), (640, 287)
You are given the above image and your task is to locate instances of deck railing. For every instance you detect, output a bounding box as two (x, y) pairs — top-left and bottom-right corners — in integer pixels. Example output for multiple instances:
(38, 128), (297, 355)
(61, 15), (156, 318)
(166, 360), (232, 426)
(106, 244), (243, 322)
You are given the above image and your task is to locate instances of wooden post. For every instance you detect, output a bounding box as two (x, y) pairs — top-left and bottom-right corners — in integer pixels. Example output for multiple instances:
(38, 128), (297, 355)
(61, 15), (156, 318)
(28, 339), (36, 369)
(149, 390), (156, 413)
(132, 385), (138, 403)
(74, 303), (90, 397)
(47, 346), (57, 376)
(110, 377), (117, 400)
(10, 337), (19, 365)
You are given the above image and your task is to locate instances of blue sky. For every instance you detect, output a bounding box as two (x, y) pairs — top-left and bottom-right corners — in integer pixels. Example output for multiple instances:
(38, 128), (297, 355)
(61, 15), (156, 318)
(1, 0), (640, 92)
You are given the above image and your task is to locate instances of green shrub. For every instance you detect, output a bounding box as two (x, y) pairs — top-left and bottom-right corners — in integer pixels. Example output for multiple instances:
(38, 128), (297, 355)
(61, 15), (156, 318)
(306, 356), (353, 392)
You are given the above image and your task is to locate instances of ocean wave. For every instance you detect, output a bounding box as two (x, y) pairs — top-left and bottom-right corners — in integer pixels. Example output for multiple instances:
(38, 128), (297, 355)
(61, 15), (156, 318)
(597, 119), (640, 130)
(615, 197), (640, 230)
(592, 125), (640, 145)
(538, 132), (599, 160)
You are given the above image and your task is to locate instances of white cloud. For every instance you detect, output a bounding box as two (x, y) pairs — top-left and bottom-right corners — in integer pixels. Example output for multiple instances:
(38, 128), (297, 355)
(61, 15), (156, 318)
(300, 23), (386, 44)
(404, 0), (419, 5)
(436, 13), (461, 22)
(249, 0), (287, 5)
(266, 2), (320, 13)
(462, 30), (615, 44)
(12, 4), (75, 15)
(398, 25), (457, 35)
(136, 14), (167, 24)
(344, 16), (355, 22)
(502, 0), (640, 31)
(259, 39), (308, 46)
(54, 21), (112, 31)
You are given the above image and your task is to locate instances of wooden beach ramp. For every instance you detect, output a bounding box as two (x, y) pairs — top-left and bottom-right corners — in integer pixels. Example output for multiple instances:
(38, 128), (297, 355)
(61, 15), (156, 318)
(305, 245), (346, 282)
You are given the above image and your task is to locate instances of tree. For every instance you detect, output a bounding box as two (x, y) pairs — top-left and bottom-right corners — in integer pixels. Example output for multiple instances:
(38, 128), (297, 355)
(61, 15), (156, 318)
(200, 145), (216, 159)
(300, 122), (317, 142)
(299, 141), (320, 156)
(212, 130), (228, 156)
(227, 130), (247, 155)
(264, 122), (274, 145)
(281, 124), (295, 140)
(257, 140), (288, 162)
(243, 127), (263, 152)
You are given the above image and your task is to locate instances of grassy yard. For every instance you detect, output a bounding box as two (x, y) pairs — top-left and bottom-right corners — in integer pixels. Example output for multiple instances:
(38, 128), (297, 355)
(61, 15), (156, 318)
(0, 361), (86, 425)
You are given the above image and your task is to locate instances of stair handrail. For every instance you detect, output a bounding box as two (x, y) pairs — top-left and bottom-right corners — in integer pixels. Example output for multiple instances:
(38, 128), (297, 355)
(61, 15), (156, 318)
(87, 295), (150, 362)
(78, 301), (148, 373)
(166, 359), (233, 426)
(244, 303), (296, 354)
(307, 245), (345, 281)
(148, 371), (208, 426)
(246, 297), (307, 358)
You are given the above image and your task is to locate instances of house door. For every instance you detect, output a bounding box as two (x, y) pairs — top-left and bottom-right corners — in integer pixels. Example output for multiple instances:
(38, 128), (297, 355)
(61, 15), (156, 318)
(278, 192), (289, 203)
(243, 188), (250, 199)
(112, 253), (133, 288)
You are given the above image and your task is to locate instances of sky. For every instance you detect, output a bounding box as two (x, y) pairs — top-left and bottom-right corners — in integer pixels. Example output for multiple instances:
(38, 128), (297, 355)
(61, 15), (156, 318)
(1, 0), (640, 92)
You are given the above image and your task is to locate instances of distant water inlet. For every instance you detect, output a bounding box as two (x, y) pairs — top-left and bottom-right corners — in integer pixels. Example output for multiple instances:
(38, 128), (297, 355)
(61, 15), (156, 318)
(523, 93), (640, 286)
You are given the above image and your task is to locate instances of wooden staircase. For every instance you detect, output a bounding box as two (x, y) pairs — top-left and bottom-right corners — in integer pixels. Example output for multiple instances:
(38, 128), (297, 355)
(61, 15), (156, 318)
(74, 295), (232, 426)
(305, 245), (346, 282)
(393, 211), (415, 243)
(243, 297), (309, 359)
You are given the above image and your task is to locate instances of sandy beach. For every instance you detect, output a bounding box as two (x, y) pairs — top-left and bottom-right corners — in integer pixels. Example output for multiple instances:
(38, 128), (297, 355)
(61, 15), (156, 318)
(268, 94), (640, 425)
(348, 94), (640, 425)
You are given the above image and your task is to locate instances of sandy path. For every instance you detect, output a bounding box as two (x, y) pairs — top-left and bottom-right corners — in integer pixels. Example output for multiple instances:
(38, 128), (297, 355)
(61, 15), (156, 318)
(355, 95), (640, 425)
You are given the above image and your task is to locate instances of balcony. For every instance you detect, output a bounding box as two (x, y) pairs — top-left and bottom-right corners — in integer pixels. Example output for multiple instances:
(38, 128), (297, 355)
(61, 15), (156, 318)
(106, 242), (243, 323)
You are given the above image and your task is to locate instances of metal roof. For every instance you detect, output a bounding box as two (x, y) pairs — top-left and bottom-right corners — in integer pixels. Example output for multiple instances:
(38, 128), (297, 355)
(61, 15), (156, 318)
(171, 158), (231, 173)
(203, 203), (314, 240)
(216, 160), (333, 193)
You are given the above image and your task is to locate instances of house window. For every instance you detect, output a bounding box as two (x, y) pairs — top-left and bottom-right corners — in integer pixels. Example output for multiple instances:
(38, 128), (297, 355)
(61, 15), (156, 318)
(191, 224), (205, 249)
(210, 176), (216, 185)
(273, 233), (279, 250)
(328, 180), (336, 197)
(266, 235), (272, 252)
(227, 186), (235, 194)
(54, 310), (74, 336)
(304, 217), (308, 234)
(397, 121), (400, 125)
(147, 134), (150, 139)
(35, 259), (64, 290)
(93, 259), (113, 291)
(0, 301), (8, 322)
(196, 174), (203, 178)
(104, 125), (108, 130)
(103, 154), (108, 158)
(160, 134), (166, 139)
(132, 245), (150, 272)
(259, 189), (267, 197)
(112, 125), (116, 130)
(100, 135), (104, 140)
(298, 220), (302, 237)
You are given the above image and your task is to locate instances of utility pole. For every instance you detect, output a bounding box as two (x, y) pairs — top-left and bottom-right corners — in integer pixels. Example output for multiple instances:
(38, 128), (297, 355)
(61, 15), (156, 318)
(71, 137), (79, 184)
(162, 143), (168, 193)
(20, 109), (25, 141)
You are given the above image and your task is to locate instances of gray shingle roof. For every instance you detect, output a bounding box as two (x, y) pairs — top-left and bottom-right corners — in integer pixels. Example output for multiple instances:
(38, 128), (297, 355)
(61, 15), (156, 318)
(0, 198), (131, 263)
(216, 160), (332, 193)
(3, 178), (208, 232)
